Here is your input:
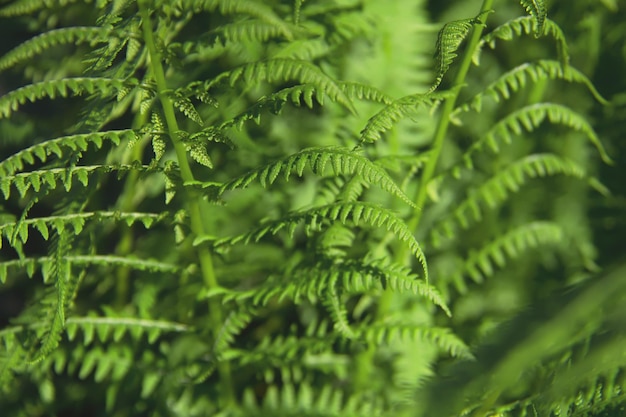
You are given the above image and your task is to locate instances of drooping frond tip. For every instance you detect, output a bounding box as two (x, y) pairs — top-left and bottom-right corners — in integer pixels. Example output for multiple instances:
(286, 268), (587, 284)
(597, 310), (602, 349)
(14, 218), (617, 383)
(519, 0), (547, 37)
(431, 10), (493, 92)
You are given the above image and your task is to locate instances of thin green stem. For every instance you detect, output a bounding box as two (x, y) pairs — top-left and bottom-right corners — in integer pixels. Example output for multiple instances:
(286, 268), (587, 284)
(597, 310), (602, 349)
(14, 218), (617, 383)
(407, 0), (494, 233)
(138, 1), (234, 406)
(353, 0), (494, 391)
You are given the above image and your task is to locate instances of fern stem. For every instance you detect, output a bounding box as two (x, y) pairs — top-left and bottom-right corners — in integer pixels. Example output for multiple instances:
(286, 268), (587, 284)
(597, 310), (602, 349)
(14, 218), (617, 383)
(408, 0), (494, 232)
(138, 1), (234, 406)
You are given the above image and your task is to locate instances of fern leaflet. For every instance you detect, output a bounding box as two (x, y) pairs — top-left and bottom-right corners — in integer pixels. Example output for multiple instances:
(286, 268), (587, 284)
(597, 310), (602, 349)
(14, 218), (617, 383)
(475, 16), (569, 66)
(0, 130), (137, 178)
(454, 103), (613, 167)
(359, 90), (455, 144)
(188, 147), (415, 207)
(519, 0), (547, 36)
(449, 221), (564, 293)
(431, 11), (492, 92)
(0, 27), (114, 72)
(457, 60), (608, 114)
(195, 202), (428, 280)
(206, 58), (355, 113)
(0, 78), (135, 119)
(430, 154), (597, 247)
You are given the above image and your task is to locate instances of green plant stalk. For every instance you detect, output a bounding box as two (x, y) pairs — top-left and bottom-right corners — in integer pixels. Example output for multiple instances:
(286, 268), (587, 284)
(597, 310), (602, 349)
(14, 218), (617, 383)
(354, 0), (494, 390)
(138, 1), (234, 405)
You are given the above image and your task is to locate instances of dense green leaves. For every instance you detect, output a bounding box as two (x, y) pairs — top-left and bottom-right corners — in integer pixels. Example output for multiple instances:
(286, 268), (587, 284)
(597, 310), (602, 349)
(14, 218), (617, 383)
(0, 0), (622, 416)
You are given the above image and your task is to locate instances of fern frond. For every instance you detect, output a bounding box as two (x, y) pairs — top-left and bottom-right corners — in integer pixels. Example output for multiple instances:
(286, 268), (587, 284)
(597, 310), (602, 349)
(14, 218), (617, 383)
(341, 82), (393, 105)
(457, 103), (612, 166)
(218, 258), (447, 315)
(430, 154), (593, 246)
(0, 78), (135, 119)
(0, 0), (90, 17)
(359, 90), (455, 144)
(321, 289), (356, 339)
(327, 11), (376, 44)
(475, 16), (568, 66)
(168, 0), (294, 40)
(197, 202), (428, 280)
(0, 211), (167, 250)
(29, 232), (75, 363)
(1, 164), (158, 199)
(519, 0), (547, 36)
(541, 341), (626, 417)
(213, 307), (255, 355)
(457, 60), (608, 114)
(449, 222), (564, 293)
(241, 383), (382, 417)
(212, 20), (294, 45)
(549, 371), (626, 417)
(220, 82), (390, 131)
(189, 147), (415, 207)
(49, 344), (134, 383)
(0, 255), (184, 285)
(0, 332), (24, 392)
(431, 11), (491, 92)
(207, 58), (355, 113)
(225, 330), (336, 379)
(220, 84), (326, 130)
(0, 27), (113, 72)
(65, 316), (189, 345)
(357, 324), (472, 359)
(0, 130), (136, 177)
(272, 38), (331, 61)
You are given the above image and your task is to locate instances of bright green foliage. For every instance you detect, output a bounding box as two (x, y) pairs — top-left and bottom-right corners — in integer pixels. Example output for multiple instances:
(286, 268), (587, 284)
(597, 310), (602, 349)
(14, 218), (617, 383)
(519, 0), (547, 36)
(0, 78), (135, 118)
(0, 0), (622, 416)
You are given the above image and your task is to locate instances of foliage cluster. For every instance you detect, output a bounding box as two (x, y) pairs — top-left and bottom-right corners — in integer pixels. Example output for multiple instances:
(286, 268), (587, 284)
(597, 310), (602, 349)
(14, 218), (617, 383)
(0, 0), (624, 416)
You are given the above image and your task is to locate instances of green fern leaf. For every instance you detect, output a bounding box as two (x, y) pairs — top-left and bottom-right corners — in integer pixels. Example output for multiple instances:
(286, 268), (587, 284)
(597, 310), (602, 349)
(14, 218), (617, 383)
(455, 103), (613, 167)
(327, 11), (376, 45)
(539, 342), (626, 417)
(190, 147), (414, 208)
(273, 38), (331, 61)
(321, 289), (356, 339)
(457, 60), (608, 114)
(430, 154), (596, 247)
(242, 383), (382, 416)
(218, 258), (447, 315)
(219, 82), (389, 132)
(475, 16), (568, 66)
(219, 84), (325, 131)
(360, 90), (455, 144)
(28, 233), (74, 363)
(0, 332), (25, 392)
(207, 58), (355, 113)
(340, 82), (394, 105)
(0, 255), (183, 285)
(167, 0), (294, 40)
(65, 316), (189, 345)
(449, 222), (564, 293)
(431, 11), (492, 92)
(0, 78), (134, 119)
(1, 164), (158, 199)
(357, 325), (472, 359)
(0, 0), (91, 17)
(212, 20), (295, 45)
(0, 211), (166, 250)
(197, 202), (428, 280)
(0, 27), (113, 72)
(519, 0), (547, 36)
(213, 307), (256, 355)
